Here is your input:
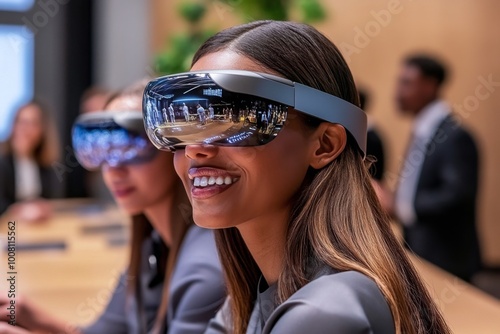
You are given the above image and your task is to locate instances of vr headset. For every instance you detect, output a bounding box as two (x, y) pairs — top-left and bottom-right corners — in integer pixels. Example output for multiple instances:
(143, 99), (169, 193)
(142, 70), (367, 156)
(72, 111), (157, 171)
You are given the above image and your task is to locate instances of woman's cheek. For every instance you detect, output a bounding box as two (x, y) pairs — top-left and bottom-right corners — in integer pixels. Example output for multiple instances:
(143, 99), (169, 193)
(173, 151), (188, 179)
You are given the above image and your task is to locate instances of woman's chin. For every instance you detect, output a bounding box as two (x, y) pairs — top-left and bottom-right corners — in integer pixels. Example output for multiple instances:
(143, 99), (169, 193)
(192, 214), (235, 230)
(118, 204), (144, 216)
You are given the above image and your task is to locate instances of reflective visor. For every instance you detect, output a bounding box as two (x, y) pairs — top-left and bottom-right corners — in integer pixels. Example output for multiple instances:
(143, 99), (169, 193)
(143, 70), (367, 155)
(72, 111), (157, 171)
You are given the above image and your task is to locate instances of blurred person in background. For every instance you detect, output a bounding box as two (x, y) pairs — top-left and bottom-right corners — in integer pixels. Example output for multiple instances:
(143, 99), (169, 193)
(66, 86), (114, 199)
(359, 88), (386, 180)
(0, 82), (225, 334)
(374, 54), (481, 282)
(80, 86), (112, 114)
(0, 100), (62, 221)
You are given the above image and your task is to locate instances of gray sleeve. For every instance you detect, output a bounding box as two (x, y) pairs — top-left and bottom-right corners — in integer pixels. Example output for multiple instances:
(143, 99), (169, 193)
(204, 298), (231, 334)
(81, 273), (129, 334)
(264, 272), (394, 334)
(268, 302), (374, 334)
(168, 227), (226, 334)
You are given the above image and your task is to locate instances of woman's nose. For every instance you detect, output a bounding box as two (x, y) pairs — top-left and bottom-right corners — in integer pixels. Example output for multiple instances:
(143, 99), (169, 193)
(102, 163), (129, 177)
(184, 144), (219, 160)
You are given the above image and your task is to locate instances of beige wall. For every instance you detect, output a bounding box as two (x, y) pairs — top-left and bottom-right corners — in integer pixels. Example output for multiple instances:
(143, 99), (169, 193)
(151, 0), (500, 266)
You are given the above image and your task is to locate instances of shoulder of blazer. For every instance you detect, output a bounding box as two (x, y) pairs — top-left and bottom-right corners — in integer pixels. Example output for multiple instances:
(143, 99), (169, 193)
(39, 163), (53, 184)
(0, 153), (15, 181)
(265, 271), (395, 334)
(0, 153), (16, 209)
(426, 114), (477, 154)
(436, 114), (475, 141)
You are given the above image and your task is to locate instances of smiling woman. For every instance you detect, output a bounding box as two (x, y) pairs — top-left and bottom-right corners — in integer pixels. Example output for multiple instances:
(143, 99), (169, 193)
(144, 20), (452, 334)
(0, 81), (225, 334)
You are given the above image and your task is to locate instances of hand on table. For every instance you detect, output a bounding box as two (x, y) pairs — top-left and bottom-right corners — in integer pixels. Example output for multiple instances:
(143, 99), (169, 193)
(0, 294), (44, 330)
(0, 295), (77, 334)
(6, 200), (53, 223)
(0, 322), (33, 334)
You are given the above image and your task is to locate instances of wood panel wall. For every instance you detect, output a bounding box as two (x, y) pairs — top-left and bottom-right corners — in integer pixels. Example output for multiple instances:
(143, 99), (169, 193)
(150, 0), (500, 266)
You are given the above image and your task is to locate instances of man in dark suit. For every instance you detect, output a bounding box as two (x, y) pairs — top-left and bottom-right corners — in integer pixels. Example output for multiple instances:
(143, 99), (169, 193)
(376, 55), (481, 281)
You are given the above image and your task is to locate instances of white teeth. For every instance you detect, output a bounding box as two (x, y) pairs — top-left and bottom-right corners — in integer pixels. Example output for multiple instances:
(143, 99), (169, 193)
(200, 177), (208, 187)
(193, 175), (236, 187)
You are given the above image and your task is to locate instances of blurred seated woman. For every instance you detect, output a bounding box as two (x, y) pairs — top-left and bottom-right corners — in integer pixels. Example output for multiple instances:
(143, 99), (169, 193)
(0, 83), (225, 334)
(0, 100), (61, 221)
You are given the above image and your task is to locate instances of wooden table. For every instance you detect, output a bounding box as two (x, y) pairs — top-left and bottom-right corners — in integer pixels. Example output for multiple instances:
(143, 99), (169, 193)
(410, 255), (500, 333)
(0, 199), (130, 327)
(1, 200), (499, 332)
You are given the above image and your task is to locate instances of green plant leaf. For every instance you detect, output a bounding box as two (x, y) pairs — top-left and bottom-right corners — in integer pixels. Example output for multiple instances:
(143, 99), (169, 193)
(179, 2), (207, 23)
(298, 0), (326, 23)
(154, 0), (329, 75)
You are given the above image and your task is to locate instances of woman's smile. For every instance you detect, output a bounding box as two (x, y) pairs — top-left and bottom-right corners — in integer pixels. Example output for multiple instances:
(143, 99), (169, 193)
(188, 166), (240, 199)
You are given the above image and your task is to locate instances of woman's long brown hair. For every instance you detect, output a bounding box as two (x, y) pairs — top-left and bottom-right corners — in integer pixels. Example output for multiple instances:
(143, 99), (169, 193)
(106, 83), (191, 333)
(192, 20), (451, 334)
(129, 212), (189, 333)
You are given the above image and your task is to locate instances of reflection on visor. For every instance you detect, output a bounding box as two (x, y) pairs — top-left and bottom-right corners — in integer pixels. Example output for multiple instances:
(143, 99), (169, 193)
(143, 70), (367, 155)
(143, 73), (290, 150)
(72, 114), (157, 171)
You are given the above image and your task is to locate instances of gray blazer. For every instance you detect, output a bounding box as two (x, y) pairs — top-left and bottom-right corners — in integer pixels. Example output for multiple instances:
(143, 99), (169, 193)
(83, 225), (225, 334)
(205, 269), (394, 334)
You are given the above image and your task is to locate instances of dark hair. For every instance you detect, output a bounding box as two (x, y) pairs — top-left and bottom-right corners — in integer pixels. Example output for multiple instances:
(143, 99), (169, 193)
(192, 20), (450, 334)
(80, 86), (112, 113)
(404, 54), (447, 86)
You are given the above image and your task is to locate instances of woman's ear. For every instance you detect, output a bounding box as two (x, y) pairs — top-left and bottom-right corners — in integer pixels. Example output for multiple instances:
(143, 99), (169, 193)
(309, 123), (347, 169)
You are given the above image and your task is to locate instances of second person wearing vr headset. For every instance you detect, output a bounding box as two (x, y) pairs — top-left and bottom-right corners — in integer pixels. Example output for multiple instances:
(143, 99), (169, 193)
(0, 83), (225, 334)
(80, 83), (225, 334)
(143, 21), (451, 334)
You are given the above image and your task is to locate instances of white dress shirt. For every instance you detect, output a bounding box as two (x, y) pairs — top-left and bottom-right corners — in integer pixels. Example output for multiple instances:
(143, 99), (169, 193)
(395, 99), (451, 226)
(14, 155), (42, 201)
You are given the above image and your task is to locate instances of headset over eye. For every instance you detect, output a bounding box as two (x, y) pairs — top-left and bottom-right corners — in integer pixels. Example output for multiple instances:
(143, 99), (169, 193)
(72, 111), (158, 171)
(142, 70), (367, 157)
